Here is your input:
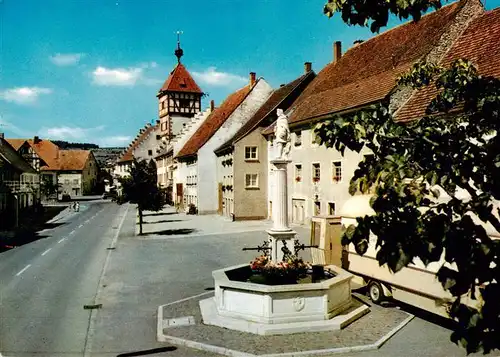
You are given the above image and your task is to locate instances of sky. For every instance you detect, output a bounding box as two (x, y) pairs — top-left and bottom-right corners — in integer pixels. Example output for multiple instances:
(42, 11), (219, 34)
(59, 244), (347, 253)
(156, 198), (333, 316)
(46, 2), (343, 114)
(1, 0), (499, 147)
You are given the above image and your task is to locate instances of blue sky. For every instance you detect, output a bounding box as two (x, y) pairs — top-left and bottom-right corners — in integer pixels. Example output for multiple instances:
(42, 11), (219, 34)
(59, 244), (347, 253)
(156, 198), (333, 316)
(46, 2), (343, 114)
(1, 0), (499, 147)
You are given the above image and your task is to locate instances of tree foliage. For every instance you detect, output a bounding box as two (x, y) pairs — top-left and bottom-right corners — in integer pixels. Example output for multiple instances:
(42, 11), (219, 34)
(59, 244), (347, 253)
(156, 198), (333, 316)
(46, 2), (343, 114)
(324, 0), (446, 32)
(40, 179), (60, 200)
(320, 1), (499, 353)
(119, 159), (165, 235)
(316, 58), (500, 353)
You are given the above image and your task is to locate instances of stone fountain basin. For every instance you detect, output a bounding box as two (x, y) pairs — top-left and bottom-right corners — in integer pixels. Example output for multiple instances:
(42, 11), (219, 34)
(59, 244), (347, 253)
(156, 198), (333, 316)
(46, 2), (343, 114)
(209, 263), (353, 325)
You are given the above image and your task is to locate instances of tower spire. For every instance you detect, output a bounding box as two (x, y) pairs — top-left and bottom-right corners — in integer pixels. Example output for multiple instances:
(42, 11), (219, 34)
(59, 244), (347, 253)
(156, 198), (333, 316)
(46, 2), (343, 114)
(175, 31), (184, 63)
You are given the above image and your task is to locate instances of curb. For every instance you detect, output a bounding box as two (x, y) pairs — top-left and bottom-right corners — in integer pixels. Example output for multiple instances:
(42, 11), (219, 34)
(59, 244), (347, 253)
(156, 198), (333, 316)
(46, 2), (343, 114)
(157, 292), (414, 357)
(46, 206), (72, 225)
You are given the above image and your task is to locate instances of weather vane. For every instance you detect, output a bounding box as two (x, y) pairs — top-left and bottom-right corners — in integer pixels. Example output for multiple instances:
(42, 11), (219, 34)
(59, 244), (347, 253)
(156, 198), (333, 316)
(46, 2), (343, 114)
(174, 30), (184, 63)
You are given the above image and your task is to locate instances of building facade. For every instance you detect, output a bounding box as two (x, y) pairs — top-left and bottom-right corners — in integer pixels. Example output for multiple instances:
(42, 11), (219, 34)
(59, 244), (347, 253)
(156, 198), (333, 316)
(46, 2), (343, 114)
(214, 66), (315, 220)
(263, 0), (484, 225)
(175, 73), (273, 214)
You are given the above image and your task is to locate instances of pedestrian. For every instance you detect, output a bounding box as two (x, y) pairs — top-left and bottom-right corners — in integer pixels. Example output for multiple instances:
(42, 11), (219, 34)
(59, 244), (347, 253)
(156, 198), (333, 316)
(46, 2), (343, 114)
(75, 201), (80, 212)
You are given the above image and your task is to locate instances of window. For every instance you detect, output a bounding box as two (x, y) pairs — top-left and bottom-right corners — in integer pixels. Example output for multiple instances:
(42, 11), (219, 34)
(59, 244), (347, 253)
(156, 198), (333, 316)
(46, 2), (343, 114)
(314, 201), (321, 215)
(312, 163), (320, 182)
(311, 130), (318, 145)
(245, 174), (259, 188)
(148, 150), (153, 156)
(329, 202), (336, 216)
(156, 135), (161, 140)
(332, 161), (342, 182)
(179, 98), (190, 108)
(295, 164), (302, 183)
(73, 179), (79, 185)
(245, 146), (258, 160)
(64, 179), (70, 184)
(294, 131), (302, 146)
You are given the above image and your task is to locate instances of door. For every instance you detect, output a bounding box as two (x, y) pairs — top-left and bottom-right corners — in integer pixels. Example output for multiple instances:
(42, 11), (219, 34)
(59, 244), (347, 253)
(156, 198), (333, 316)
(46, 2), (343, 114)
(176, 183), (183, 209)
(292, 199), (305, 224)
(218, 183), (223, 215)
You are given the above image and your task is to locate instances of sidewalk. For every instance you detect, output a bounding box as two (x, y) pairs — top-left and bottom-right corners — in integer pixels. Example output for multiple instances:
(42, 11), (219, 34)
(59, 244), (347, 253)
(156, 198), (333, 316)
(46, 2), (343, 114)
(135, 206), (281, 238)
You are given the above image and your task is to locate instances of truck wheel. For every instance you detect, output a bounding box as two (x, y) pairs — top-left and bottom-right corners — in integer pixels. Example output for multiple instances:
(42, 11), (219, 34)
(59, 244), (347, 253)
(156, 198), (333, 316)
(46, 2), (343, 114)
(368, 281), (384, 304)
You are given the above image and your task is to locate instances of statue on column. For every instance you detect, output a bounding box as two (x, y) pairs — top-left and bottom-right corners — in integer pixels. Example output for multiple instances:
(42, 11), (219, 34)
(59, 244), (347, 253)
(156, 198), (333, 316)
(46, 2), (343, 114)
(274, 109), (291, 160)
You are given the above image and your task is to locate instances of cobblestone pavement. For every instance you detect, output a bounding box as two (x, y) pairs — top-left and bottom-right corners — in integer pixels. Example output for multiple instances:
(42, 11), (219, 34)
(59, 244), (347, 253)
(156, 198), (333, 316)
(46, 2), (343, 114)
(161, 292), (411, 356)
(85, 205), (492, 357)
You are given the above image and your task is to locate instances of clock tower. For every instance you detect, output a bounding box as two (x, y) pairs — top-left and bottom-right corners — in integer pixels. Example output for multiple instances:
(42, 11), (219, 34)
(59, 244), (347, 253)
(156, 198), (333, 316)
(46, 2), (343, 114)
(157, 34), (203, 140)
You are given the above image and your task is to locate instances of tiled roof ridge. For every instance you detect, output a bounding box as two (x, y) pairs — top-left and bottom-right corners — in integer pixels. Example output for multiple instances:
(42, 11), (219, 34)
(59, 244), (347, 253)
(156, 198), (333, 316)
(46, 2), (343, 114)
(214, 71), (315, 154)
(311, 1), (468, 97)
(117, 122), (157, 163)
(159, 62), (203, 94)
(176, 78), (261, 159)
(345, 0), (467, 53)
(395, 6), (500, 123)
(154, 107), (213, 158)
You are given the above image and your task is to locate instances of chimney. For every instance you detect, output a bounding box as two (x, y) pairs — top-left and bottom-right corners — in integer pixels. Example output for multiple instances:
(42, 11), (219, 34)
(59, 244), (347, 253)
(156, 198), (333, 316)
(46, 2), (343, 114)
(34, 136), (40, 144)
(210, 99), (215, 112)
(304, 62), (312, 73)
(353, 39), (364, 46)
(280, 84), (285, 88)
(249, 72), (256, 86)
(333, 41), (342, 63)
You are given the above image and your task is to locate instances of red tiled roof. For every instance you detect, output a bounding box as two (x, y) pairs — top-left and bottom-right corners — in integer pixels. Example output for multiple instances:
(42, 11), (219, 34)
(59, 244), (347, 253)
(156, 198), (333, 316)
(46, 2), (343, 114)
(5, 138), (26, 151)
(6, 138), (94, 171)
(214, 71), (316, 154)
(159, 63), (203, 94)
(176, 82), (255, 159)
(0, 138), (36, 173)
(285, 0), (465, 126)
(25, 139), (61, 171)
(57, 150), (91, 171)
(396, 7), (500, 122)
(117, 124), (158, 163)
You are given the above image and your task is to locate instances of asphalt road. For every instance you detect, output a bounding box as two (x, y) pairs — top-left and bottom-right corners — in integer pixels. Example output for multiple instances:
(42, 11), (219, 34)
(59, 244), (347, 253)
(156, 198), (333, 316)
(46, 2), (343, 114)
(0, 200), (129, 357)
(1, 203), (495, 357)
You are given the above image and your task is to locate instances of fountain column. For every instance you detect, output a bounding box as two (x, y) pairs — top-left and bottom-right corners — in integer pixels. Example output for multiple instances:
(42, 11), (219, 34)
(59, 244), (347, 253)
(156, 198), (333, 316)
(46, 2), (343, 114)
(267, 158), (296, 262)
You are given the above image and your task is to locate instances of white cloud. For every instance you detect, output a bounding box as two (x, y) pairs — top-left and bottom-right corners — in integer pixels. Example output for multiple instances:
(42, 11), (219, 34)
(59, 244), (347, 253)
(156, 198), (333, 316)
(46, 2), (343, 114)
(49, 53), (84, 66)
(92, 66), (144, 86)
(95, 135), (132, 147)
(39, 125), (104, 140)
(0, 87), (52, 105)
(192, 67), (247, 87)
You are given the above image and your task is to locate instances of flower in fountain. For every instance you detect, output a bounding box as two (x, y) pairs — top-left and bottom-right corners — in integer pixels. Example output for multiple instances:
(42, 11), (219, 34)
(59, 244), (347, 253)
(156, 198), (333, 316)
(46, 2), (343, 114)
(250, 254), (312, 284)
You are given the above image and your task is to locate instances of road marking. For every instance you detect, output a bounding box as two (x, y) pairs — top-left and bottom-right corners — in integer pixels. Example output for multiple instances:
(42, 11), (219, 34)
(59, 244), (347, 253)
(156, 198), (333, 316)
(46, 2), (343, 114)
(78, 224), (84, 228)
(16, 264), (31, 276)
(58, 237), (67, 243)
(69, 230), (75, 235)
(85, 219), (90, 223)
(41, 248), (52, 256)
(83, 203), (129, 357)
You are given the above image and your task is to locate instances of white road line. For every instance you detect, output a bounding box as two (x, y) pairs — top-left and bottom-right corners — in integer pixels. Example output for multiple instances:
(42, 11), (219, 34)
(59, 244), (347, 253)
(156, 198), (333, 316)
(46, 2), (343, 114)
(85, 219), (90, 223)
(16, 264), (31, 276)
(41, 248), (52, 256)
(83, 203), (129, 357)
(58, 237), (66, 243)
(69, 230), (75, 235)
(78, 224), (84, 228)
